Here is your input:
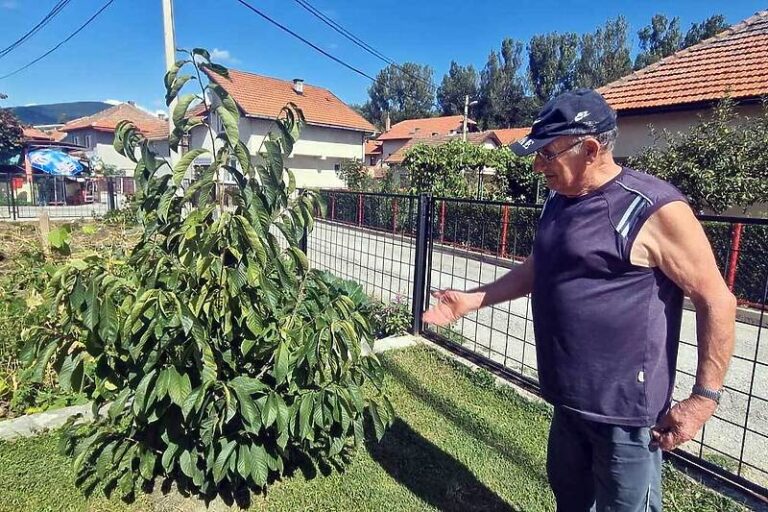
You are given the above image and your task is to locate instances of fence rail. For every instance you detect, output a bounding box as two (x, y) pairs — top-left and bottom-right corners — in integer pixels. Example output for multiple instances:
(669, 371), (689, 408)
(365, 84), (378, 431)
(311, 189), (768, 503)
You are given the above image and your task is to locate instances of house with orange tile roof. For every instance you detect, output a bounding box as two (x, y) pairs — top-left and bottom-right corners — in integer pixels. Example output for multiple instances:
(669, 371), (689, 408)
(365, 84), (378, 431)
(384, 130), (502, 166)
(598, 10), (768, 159)
(376, 115), (478, 166)
(364, 139), (383, 168)
(60, 102), (170, 174)
(190, 69), (374, 188)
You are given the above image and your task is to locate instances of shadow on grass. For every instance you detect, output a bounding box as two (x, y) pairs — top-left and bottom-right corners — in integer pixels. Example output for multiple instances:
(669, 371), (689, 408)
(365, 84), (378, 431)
(381, 354), (550, 490)
(368, 418), (519, 512)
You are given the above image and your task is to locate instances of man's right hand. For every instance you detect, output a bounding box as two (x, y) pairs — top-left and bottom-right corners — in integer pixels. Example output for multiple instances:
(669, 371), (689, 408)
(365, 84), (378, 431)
(422, 289), (484, 326)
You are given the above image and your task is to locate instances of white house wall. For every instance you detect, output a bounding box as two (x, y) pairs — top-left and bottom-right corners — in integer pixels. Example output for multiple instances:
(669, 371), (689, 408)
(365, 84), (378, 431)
(615, 103), (763, 159)
(189, 112), (366, 189)
(64, 129), (169, 176)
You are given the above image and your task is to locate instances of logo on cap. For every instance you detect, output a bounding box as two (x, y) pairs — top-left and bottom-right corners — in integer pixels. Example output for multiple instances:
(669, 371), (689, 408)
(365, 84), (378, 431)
(574, 110), (591, 122)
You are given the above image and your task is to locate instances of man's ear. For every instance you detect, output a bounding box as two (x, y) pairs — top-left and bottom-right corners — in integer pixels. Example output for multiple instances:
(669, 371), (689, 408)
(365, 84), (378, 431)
(583, 138), (601, 161)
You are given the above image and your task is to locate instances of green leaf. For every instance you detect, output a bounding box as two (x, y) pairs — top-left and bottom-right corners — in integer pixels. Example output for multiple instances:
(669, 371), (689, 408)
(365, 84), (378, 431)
(179, 449), (195, 478)
(156, 367), (172, 400)
(273, 341), (289, 383)
(172, 148), (208, 186)
(262, 392), (278, 428)
(236, 444), (251, 480)
(132, 369), (158, 417)
(31, 341), (58, 383)
(108, 388), (131, 421)
(139, 450), (156, 481)
(161, 441), (179, 472)
(215, 104), (239, 145)
(172, 94), (197, 129)
(368, 402), (386, 441)
(165, 74), (194, 106)
(212, 439), (236, 484)
(168, 367), (192, 407)
(249, 444), (269, 487)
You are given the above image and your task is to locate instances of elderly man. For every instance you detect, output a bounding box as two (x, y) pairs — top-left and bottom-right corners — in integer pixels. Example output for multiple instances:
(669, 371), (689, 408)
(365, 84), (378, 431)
(423, 89), (735, 512)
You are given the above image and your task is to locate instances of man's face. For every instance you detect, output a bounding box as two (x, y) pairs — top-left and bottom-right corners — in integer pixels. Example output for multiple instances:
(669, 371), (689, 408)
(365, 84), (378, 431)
(532, 136), (587, 195)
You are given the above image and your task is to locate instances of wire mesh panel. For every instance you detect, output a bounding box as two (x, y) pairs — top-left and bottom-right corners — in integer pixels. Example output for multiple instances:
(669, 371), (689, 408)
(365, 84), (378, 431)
(424, 197), (541, 383)
(308, 191), (418, 308)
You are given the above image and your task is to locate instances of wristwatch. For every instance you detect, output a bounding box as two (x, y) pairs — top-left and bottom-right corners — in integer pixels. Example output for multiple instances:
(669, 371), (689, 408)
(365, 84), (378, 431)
(692, 384), (723, 404)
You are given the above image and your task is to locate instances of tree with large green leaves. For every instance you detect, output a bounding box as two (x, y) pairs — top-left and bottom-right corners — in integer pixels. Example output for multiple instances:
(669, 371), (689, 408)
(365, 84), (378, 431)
(682, 14), (729, 48)
(362, 62), (436, 127)
(436, 61), (479, 116)
(634, 14), (683, 70)
(629, 98), (768, 214)
(20, 48), (394, 500)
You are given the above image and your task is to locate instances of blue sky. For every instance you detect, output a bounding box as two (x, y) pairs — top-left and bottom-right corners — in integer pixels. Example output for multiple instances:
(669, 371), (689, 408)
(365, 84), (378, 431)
(0, 0), (765, 113)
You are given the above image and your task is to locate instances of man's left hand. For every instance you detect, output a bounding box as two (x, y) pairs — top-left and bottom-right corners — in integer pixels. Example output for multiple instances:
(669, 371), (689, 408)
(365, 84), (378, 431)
(651, 395), (717, 451)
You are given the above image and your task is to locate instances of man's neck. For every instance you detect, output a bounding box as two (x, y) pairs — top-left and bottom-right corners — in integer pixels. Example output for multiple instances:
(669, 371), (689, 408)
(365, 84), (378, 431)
(565, 160), (623, 197)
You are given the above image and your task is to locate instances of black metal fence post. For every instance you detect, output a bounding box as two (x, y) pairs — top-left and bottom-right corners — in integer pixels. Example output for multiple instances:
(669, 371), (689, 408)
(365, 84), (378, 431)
(299, 226), (308, 254)
(106, 178), (116, 212)
(9, 177), (17, 221)
(411, 193), (431, 335)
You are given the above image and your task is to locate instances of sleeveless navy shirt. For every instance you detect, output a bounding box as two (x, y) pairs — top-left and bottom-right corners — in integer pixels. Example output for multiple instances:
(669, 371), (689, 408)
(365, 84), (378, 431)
(532, 167), (688, 427)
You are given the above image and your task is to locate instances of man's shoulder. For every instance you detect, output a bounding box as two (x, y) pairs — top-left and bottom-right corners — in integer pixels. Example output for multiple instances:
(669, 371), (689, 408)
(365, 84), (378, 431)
(615, 167), (687, 206)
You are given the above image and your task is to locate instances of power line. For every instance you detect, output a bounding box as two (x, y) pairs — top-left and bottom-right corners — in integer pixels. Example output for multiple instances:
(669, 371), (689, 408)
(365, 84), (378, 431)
(0, 0), (73, 59)
(0, 0), (116, 81)
(235, 0), (441, 114)
(289, 0), (438, 93)
(234, 0), (376, 82)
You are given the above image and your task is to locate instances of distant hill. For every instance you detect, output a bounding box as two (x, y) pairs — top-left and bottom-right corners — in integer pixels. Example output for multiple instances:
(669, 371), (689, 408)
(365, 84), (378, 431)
(8, 101), (111, 126)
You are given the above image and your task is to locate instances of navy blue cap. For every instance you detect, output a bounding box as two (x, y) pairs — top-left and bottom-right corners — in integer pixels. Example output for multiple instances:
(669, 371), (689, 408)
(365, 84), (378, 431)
(510, 89), (617, 157)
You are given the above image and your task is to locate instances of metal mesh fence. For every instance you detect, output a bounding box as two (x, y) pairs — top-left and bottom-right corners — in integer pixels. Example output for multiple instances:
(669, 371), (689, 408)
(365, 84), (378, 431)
(308, 189), (768, 500)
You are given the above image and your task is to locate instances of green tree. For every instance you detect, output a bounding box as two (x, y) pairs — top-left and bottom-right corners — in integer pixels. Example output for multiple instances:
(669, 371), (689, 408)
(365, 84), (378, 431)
(683, 14), (729, 48)
(527, 32), (579, 104)
(336, 159), (372, 191)
(21, 48), (393, 500)
(629, 98), (768, 214)
(478, 39), (534, 129)
(574, 16), (632, 89)
(363, 63), (436, 126)
(0, 108), (23, 162)
(634, 14), (682, 69)
(436, 61), (479, 116)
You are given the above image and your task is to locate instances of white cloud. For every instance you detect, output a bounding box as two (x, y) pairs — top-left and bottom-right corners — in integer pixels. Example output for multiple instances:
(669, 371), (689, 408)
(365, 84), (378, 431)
(104, 99), (122, 105)
(210, 48), (240, 65)
(1, 1), (19, 9)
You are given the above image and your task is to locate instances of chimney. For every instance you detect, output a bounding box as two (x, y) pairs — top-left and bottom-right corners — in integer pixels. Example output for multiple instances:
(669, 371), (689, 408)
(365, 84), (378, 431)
(127, 100), (136, 106)
(385, 112), (391, 132)
(157, 112), (167, 120)
(293, 78), (304, 94)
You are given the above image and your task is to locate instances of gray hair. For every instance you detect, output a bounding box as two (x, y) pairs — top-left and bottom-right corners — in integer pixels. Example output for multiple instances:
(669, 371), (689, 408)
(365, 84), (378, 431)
(566, 127), (618, 155)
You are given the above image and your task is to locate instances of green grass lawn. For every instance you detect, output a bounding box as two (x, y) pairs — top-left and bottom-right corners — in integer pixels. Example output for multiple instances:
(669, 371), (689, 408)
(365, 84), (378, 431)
(0, 346), (748, 511)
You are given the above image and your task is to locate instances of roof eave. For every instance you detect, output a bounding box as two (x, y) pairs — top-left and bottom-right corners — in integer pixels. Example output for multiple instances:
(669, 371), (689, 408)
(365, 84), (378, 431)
(243, 113), (373, 133)
(614, 94), (766, 117)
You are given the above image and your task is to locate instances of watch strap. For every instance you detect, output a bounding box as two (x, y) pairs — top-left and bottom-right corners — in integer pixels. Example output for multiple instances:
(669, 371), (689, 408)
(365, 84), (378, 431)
(692, 384), (722, 404)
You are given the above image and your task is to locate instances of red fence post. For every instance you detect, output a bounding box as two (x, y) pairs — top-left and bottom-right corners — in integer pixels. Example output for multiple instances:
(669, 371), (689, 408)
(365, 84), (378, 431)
(439, 200), (446, 243)
(331, 194), (336, 221)
(392, 198), (398, 233)
(357, 193), (363, 226)
(500, 205), (510, 258)
(726, 222), (743, 292)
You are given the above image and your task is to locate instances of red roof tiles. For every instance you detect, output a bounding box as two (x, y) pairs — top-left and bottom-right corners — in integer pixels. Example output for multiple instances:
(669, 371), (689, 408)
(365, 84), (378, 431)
(205, 69), (374, 133)
(62, 103), (169, 140)
(599, 10), (768, 112)
(22, 127), (53, 141)
(365, 139), (383, 155)
(377, 115), (476, 141)
(384, 131), (500, 165)
(492, 127), (531, 146)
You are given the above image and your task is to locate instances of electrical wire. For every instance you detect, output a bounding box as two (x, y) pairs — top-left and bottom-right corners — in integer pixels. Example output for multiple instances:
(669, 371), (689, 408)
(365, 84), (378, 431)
(0, 0), (74, 59)
(0, 0), (116, 80)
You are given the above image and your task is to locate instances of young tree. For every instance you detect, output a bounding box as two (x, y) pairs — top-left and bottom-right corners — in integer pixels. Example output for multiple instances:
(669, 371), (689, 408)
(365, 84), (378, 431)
(22, 49), (393, 500)
(436, 61), (479, 116)
(364, 62), (435, 125)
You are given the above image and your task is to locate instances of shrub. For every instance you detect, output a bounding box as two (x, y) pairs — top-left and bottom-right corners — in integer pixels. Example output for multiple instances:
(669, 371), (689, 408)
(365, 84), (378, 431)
(20, 49), (393, 500)
(367, 298), (413, 338)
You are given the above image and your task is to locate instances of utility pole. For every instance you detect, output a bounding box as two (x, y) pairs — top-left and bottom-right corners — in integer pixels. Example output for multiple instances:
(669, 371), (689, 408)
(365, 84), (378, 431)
(462, 95), (478, 142)
(162, 0), (178, 165)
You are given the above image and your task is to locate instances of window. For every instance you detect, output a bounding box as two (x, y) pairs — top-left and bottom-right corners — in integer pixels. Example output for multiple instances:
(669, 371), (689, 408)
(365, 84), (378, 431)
(334, 163), (341, 172)
(369, 156), (377, 166)
(84, 135), (92, 148)
(73, 135), (80, 146)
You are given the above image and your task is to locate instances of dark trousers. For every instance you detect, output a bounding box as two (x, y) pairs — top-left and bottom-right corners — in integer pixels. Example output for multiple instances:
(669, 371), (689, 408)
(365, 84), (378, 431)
(547, 407), (663, 512)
